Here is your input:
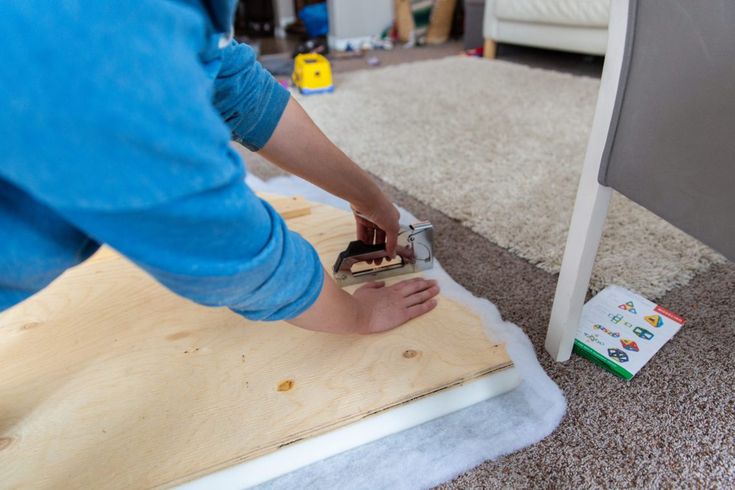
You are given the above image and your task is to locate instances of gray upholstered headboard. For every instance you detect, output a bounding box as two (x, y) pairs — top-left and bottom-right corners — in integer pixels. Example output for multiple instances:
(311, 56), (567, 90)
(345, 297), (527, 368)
(598, 0), (735, 261)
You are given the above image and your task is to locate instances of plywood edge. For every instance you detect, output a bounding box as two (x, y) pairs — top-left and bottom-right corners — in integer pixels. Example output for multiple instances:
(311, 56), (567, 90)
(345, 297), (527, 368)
(256, 359), (515, 457)
(175, 365), (522, 490)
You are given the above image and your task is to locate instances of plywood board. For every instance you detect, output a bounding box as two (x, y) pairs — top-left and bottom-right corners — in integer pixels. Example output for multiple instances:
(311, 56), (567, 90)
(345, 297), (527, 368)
(256, 193), (311, 219)
(0, 196), (516, 489)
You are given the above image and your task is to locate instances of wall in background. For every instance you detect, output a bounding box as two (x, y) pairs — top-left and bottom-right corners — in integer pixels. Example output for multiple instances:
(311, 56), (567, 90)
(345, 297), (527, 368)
(273, 0), (296, 37)
(327, 0), (393, 49)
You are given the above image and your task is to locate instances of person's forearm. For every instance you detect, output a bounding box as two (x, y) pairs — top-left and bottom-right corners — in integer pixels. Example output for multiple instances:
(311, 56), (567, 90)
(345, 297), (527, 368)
(288, 268), (362, 334)
(260, 97), (384, 212)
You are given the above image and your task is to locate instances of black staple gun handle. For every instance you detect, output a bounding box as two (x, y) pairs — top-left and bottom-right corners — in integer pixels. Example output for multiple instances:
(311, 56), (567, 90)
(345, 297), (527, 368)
(332, 240), (389, 275)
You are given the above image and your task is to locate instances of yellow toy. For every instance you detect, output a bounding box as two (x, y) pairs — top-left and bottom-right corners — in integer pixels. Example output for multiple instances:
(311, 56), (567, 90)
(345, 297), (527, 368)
(292, 53), (334, 95)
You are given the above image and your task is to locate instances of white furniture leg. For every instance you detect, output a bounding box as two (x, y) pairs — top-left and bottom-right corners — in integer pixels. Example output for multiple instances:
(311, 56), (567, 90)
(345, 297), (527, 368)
(545, 170), (612, 361)
(545, 0), (630, 361)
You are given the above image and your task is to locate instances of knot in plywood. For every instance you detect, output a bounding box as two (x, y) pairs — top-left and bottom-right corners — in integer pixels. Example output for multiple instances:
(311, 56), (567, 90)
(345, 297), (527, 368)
(277, 379), (295, 392)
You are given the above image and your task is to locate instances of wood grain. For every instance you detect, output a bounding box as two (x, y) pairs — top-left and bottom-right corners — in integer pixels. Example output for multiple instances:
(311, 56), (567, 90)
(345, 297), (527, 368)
(256, 193), (311, 219)
(0, 197), (513, 489)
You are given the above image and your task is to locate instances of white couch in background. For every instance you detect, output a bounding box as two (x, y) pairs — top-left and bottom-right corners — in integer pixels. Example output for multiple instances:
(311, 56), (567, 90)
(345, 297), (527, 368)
(482, 0), (610, 58)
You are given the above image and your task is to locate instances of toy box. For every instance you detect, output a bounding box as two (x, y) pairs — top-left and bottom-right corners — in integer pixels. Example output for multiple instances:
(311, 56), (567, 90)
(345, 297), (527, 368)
(574, 285), (685, 380)
(292, 53), (334, 95)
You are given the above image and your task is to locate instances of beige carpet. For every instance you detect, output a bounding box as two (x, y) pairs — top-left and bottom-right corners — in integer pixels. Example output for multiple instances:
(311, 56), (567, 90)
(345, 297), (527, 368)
(297, 56), (724, 298)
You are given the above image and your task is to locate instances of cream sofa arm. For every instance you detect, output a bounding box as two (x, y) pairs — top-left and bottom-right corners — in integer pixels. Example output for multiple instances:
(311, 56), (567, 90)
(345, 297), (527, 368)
(482, 0), (499, 39)
(480, 0), (609, 57)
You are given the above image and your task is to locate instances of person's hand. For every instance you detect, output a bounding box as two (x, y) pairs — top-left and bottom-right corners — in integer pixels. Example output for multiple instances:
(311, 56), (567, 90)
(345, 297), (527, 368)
(352, 198), (400, 262)
(353, 278), (440, 334)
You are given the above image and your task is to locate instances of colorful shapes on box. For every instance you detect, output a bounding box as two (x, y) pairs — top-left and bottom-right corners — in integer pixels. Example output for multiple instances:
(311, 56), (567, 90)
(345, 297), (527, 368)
(593, 324), (621, 338)
(633, 326), (654, 340)
(583, 332), (605, 346)
(618, 301), (638, 314)
(645, 314), (664, 328)
(608, 348), (629, 363)
(620, 339), (639, 352)
(608, 313), (624, 324)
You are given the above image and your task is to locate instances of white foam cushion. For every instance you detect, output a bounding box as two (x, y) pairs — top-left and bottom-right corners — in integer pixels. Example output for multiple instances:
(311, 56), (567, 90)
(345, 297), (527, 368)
(494, 0), (609, 28)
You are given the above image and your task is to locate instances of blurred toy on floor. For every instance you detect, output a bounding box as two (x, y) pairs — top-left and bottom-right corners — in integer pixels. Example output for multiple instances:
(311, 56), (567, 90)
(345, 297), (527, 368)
(292, 53), (334, 95)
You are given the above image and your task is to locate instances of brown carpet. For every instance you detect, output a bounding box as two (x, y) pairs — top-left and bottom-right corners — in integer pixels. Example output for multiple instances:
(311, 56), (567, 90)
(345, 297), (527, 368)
(389, 183), (735, 489)
(245, 43), (735, 488)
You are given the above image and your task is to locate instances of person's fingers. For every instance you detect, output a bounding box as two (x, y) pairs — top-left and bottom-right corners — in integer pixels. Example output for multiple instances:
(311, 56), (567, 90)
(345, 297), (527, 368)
(404, 285), (440, 307)
(367, 227), (377, 263)
(359, 280), (386, 289)
(356, 221), (371, 244)
(385, 228), (398, 258)
(375, 228), (386, 246)
(356, 221), (376, 263)
(406, 299), (438, 320)
(391, 277), (425, 291)
(375, 228), (385, 265)
(393, 278), (438, 296)
(374, 228), (386, 265)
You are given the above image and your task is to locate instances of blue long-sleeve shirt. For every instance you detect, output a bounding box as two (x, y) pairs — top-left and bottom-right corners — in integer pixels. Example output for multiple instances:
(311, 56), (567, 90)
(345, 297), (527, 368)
(0, 1), (324, 320)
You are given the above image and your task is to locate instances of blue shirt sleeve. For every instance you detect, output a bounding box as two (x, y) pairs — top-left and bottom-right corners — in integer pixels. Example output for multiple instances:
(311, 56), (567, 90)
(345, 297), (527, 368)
(212, 41), (291, 151)
(0, 2), (324, 321)
(55, 175), (325, 321)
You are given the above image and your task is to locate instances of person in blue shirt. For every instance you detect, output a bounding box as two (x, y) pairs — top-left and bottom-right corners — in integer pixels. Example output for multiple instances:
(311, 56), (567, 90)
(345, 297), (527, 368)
(0, 1), (440, 334)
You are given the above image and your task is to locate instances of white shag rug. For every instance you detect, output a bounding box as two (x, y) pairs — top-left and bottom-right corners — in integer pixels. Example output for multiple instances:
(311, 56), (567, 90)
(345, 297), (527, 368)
(241, 175), (566, 490)
(296, 56), (725, 298)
